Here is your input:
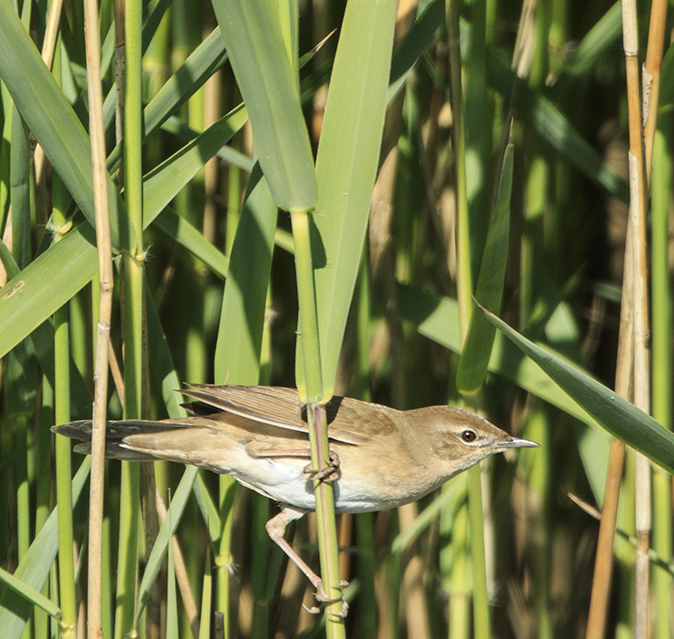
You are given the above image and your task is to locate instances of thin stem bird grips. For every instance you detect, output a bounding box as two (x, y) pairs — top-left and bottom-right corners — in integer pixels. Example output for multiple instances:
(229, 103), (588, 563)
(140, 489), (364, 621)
(291, 209), (346, 632)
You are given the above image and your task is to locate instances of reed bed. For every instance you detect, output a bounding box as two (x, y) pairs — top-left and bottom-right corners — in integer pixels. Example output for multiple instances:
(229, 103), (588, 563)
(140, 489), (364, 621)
(0, 0), (672, 637)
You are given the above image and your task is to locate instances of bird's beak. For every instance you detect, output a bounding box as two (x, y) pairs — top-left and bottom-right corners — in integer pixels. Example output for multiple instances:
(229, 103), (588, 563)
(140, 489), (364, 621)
(501, 436), (540, 449)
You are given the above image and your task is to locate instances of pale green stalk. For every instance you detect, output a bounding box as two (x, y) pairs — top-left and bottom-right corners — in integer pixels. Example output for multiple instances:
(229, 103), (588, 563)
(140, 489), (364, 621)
(445, 479), (470, 639)
(523, 408), (553, 639)
(0, 81), (11, 231)
(69, 290), (90, 382)
(447, 0), (490, 635)
(250, 493), (270, 639)
(250, 287), (274, 639)
(114, 464), (140, 639)
(463, 0), (490, 278)
(291, 210), (345, 636)
(216, 477), (237, 637)
(519, 4), (555, 638)
(650, 126), (672, 639)
(615, 450), (636, 637)
(52, 169), (78, 639)
(15, 414), (29, 559)
(34, 378), (52, 639)
(354, 255), (376, 637)
(199, 551), (213, 639)
(115, 0), (145, 631)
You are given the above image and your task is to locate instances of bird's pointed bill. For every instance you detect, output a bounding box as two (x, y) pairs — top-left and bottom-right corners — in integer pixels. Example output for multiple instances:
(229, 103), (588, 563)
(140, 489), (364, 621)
(501, 436), (540, 448)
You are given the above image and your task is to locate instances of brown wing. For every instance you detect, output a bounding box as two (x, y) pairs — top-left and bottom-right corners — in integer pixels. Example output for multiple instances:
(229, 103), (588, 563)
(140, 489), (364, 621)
(180, 385), (397, 445)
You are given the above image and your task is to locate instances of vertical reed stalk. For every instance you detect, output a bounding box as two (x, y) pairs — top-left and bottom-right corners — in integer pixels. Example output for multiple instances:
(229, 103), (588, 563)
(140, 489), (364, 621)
(33, 0), (64, 184)
(621, 0), (651, 635)
(447, 0), (491, 634)
(642, 0), (667, 178)
(290, 209), (345, 636)
(216, 475), (237, 638)
(650, 125), (671, 639)
(52, 168), (78, 639)
(354, 263), (376, 634)
(643, 4), (669, 637)
(83, 0), (114, 629)
(586, 0), (658, 633)
(113, 0), (145, 631)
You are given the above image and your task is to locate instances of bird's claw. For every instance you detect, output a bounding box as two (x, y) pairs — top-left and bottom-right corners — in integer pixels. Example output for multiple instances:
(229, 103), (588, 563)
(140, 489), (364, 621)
(303, 451), (341, 482)
(303, 584), (349, 618)
(327, 601), (349, 618)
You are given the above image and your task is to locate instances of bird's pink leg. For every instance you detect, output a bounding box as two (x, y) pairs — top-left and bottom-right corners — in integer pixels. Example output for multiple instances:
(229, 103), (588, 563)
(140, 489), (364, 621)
(266, 506), (348, 617)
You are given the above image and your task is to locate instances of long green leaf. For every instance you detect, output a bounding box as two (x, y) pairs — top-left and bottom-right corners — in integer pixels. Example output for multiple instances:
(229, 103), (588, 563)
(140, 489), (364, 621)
(387, 0), (444, 102)
(312, 0), (397, 393)
(142, 104), (249, 228)
(0, 0), (135, 251)
(0, 96), (243, 358)
(214, 165), (277, 385)
(0, 5), (438, 362)
(481, 306), (674, 473)
(0, 241), (92, 413)
(152, 209), (229, 280)
(553, 2), (621, 80)
(211, 0), (316, 211)
(0, 224), (98, 359)
(0, 567), (61, 620)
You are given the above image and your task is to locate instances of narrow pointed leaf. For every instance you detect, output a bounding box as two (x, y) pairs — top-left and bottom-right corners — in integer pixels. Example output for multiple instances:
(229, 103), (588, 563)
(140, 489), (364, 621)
(0, 225), (98, 359)
(211, 0), (316, 210)
(214, 165), (277, 385)
(312, 0), (397, 393)
(481, 306), (674, 473)
(0, 567), (61, 620)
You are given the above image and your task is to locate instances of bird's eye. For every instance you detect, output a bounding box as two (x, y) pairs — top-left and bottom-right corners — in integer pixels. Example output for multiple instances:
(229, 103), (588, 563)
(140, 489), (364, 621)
(461, 429), (477, 443)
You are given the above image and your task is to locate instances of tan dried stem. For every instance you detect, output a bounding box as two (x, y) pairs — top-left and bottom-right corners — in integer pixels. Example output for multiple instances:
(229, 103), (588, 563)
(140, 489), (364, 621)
(586, 0), (657, 635)
(33, 0), (65, 182)
(83, 0), (114, 631)
(642, 0), (668, 178)
(153, 483), (200, 639)
(622, 3), (651, 638)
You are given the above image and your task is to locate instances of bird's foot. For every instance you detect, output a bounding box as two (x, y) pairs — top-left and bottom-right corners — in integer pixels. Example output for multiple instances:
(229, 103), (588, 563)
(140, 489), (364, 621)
(302, 580), (349, 618)
(303, 451), (341, 482)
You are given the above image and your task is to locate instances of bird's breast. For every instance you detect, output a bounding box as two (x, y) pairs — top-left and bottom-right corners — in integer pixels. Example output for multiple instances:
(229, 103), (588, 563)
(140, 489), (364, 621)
(228, 445), (439, 514)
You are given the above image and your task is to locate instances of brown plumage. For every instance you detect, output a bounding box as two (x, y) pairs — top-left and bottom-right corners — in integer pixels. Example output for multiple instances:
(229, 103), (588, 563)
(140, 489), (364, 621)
(53, 384), (537, 613)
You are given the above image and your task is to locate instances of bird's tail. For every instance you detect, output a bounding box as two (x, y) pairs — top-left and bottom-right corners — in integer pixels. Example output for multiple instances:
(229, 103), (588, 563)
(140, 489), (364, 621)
(52, 419), (194, 461)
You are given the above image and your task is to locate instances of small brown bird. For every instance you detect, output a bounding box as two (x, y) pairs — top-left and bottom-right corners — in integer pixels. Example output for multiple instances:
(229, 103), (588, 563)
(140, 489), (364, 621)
(53, 384), (537, 610)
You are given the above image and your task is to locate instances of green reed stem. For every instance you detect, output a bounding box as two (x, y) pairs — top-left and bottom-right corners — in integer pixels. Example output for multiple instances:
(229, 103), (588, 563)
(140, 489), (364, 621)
(650, 125), (672, 639)
(115, 0), (144, 631)
(35, 378), (53, 639)
(291, 209), (345, 637)
(448, 0), (491, 634)
(52, 168), (78, 639)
